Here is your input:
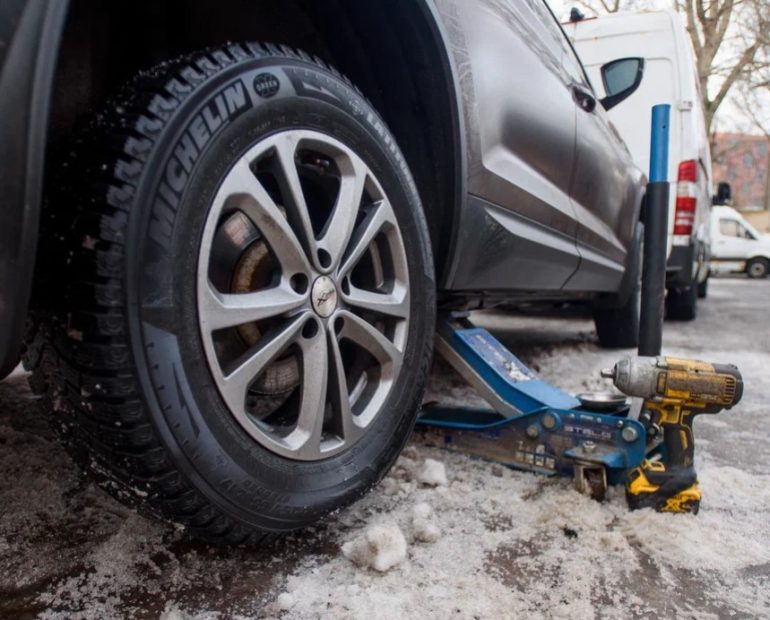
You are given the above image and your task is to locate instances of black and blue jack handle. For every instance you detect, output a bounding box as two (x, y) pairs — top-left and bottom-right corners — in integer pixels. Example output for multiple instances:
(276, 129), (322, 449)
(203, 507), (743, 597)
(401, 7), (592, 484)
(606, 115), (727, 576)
(639, 104), (670, 357)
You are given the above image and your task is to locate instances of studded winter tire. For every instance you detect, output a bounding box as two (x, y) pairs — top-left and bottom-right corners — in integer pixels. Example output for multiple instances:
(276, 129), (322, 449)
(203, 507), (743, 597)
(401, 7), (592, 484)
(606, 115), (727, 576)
(25, 44), (435, 543)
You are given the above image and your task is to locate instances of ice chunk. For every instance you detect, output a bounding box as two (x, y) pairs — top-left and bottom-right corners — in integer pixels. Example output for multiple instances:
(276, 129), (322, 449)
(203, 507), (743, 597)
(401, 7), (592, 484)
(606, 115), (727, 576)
(412, 502), (441, 543)
(341, 523), (407, 572)
(275, 592), (295, 611)
(417, 458), (448, 487)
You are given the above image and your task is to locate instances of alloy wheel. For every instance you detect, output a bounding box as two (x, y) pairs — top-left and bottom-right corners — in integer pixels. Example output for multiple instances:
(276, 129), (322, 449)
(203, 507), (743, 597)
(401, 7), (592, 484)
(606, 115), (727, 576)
(197, 130), (410, 460)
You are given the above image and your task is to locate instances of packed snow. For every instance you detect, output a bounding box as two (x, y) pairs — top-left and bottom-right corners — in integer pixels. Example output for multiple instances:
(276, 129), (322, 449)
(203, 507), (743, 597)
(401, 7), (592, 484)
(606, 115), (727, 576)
(1, 278), (769, 618)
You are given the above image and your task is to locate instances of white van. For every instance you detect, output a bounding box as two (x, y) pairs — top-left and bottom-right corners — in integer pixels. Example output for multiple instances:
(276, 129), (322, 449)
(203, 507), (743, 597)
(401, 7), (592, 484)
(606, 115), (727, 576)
(565, 10), (712, 319)
(710, 206), (770, 278)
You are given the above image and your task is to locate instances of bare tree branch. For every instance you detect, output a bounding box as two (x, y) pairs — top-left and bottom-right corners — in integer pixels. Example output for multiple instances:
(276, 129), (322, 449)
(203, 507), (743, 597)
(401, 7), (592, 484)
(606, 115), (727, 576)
(686, 1), (703, 51)
(709, 41), (761, 124)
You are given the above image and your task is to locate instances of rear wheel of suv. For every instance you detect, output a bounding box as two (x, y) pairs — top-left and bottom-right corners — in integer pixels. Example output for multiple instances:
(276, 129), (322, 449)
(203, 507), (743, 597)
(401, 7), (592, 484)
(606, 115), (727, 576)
(25, 44), (435, 542)
(696, 274), (709, 299)
(593, 227), (641, 349)
(593, 280), (640, 348)
(665, 283), (697, 321)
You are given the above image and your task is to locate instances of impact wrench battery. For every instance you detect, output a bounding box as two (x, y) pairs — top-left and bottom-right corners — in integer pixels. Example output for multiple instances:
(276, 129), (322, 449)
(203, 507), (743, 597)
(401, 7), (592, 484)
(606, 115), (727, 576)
(602, 356), (743, 514)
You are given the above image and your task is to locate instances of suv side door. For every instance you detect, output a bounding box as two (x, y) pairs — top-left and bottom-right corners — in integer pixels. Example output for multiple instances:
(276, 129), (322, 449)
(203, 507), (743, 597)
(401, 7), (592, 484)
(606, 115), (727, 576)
(559, 35), (643, 292)
(436, 0), (582, 292)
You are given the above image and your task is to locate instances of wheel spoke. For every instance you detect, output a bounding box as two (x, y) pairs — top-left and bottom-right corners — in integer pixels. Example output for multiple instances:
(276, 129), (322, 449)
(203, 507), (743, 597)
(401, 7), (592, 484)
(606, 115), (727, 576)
(200, 280), (305, 332)
(327, 328), (358, 441)
(284, 328), (328, 456)
(337, 200), (393, 279)
(274, 134), (318, 265)
(218, 157), (310, 277)
(219, 313), (307, 410)
(318, 157), (367, 270)
(336, 309), (403, 373)
(343, 283), (409, 319)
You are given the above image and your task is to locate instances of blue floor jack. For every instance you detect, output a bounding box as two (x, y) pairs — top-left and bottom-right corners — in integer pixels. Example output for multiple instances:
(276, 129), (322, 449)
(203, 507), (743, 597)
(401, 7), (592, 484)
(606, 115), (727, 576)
(416, 315), (647, 500)
(416, 106), (744, 510)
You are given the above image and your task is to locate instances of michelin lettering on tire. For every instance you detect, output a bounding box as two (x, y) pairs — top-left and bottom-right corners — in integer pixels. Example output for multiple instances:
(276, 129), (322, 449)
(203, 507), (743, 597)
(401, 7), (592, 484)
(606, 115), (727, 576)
(149, 79), (252, 248)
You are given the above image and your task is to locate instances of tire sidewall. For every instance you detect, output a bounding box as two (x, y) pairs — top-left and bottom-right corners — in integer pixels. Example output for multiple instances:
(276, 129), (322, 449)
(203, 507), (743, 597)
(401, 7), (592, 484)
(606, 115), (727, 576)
(123, 56), (435, 530)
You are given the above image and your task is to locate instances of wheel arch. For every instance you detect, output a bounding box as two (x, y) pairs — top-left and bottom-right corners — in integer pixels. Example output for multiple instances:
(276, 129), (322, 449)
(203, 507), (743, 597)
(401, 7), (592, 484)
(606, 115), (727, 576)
(42, 0), (465, 284)
(746, 255), (770, 272)
(0, 0), (69, 378)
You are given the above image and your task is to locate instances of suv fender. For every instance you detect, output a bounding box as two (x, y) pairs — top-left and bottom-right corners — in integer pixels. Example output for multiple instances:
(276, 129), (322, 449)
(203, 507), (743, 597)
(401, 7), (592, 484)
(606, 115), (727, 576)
(0, 0), (69, 377)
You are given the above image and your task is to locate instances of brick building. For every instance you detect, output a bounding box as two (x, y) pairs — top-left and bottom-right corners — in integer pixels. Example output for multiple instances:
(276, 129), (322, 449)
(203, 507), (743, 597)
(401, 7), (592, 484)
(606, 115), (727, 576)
(712, 133), (770, 210)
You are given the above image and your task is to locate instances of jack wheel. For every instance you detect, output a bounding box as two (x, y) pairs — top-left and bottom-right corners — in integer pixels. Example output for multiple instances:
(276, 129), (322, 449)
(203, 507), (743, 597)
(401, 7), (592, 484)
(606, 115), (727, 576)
(584, 468), (608, 502)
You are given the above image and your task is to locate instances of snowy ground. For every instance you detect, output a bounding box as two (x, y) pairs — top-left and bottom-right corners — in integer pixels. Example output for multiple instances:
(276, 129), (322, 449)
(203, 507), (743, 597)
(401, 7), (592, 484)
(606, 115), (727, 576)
(1, 277), (769, 619)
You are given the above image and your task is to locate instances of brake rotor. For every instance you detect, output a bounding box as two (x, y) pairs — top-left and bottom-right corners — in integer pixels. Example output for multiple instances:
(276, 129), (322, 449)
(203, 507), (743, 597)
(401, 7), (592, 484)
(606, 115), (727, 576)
(218, 211), (300, 399)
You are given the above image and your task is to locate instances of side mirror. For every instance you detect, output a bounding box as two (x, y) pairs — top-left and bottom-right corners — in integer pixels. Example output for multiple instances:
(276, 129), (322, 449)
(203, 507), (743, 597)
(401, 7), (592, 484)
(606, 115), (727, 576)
(714, 182), (732, 205)
(599, 58), (644, 111)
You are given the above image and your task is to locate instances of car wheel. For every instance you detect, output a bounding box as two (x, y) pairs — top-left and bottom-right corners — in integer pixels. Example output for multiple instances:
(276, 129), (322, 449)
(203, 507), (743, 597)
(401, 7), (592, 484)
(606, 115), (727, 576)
(25, 44), (435, 542)
(593, 227), (641, 349)
(746, 257), (769, 279)
(665, 283), (697, 321)
(696, 274), (708, 299)
(593, 281), (640, 348)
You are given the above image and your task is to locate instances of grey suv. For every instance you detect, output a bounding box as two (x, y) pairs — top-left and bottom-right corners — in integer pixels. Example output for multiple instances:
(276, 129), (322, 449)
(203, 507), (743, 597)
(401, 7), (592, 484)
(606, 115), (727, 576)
(1, 0), (644, 541)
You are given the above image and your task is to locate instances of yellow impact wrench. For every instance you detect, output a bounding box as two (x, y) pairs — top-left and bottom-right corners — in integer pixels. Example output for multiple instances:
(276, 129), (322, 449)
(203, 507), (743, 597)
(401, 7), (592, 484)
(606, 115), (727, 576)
(602, 356), (743, 514)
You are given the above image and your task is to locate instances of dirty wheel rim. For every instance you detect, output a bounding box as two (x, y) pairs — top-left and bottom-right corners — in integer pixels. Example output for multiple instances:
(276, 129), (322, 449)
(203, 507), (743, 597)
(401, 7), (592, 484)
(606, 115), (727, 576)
(197, 130), (410, 460)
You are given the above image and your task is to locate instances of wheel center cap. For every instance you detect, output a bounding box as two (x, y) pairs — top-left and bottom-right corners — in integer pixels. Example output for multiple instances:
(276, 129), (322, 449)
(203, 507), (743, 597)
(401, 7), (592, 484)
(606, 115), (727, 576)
(311, 275), (338, 318)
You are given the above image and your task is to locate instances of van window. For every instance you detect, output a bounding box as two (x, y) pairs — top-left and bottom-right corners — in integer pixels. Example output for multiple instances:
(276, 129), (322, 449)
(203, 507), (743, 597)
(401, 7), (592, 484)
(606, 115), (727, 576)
(720, 219), (757, 240)
(720, 219), (738, 236)
(603, 59), (642, 98)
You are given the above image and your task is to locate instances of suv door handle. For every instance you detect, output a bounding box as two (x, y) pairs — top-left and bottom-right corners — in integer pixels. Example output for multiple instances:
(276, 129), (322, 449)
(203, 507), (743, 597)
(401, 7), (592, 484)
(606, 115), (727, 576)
(572, 85), (596, 113)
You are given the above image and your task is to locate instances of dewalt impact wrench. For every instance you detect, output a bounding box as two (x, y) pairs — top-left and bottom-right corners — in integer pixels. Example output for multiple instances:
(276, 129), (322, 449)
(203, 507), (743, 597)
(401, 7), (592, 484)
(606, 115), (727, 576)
(602, 356), (743, 514)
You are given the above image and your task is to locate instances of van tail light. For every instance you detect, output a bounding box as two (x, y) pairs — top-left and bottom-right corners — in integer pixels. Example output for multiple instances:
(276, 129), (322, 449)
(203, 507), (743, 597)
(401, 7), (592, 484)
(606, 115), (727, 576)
(674, 160), (698, 235)
(677, 160), (698, 182)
